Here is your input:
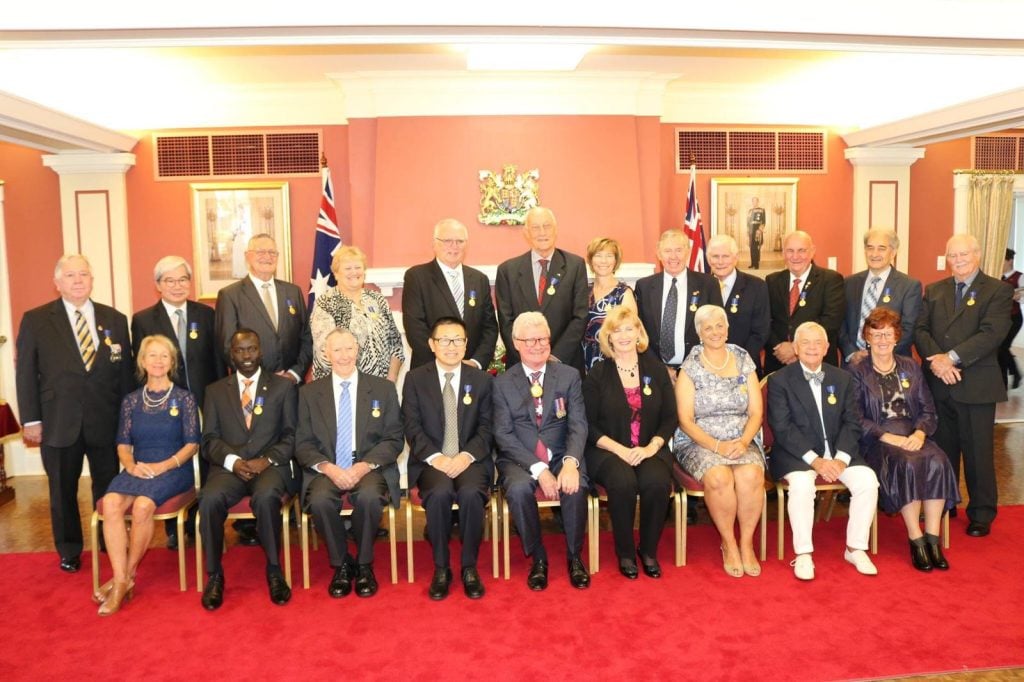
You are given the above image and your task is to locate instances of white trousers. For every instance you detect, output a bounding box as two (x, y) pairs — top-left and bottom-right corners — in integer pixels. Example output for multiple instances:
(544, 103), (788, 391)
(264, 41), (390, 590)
(784, 466), (879, 555)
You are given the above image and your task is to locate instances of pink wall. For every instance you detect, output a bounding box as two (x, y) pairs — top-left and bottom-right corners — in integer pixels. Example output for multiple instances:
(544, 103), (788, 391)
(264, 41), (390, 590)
(909, 138), (971, 285)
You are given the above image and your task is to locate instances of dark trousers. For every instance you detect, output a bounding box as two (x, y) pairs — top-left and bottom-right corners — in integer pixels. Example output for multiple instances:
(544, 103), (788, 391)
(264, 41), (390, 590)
(749, 231), (761, 269)
(306, 471), (388, 566)
(198, 465), (292, 574)
(40, 433), (117, 560)
(498, 459), (588, 562)
(934, 396), (998, 524)
(997, 315), (1022, 386)
(416, 462), (491, 569)
(588, 448), (673, 560)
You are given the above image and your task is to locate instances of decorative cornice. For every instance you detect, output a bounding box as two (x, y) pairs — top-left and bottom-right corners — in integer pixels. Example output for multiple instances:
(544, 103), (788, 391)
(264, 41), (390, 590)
(42, 152), (137, 175)
(844, 146), (925, 167)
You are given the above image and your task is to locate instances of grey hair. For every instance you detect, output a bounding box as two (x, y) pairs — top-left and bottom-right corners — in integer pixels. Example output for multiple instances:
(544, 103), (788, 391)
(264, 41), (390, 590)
(793, 321), (828, 343)
(863, 228), (899, 250)
(153, 255), (193, 282)
(706, 233), (739, 255)
(512, 311), (550, 339)
(246, 233), (276, 249)
(54, 253), (92, 279)
(433, 218), (468, 240)
(694, 304), (729, 331)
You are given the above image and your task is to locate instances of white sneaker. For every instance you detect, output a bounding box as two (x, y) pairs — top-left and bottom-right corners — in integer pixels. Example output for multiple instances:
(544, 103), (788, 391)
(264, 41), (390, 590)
(790, 553), (815, 580)
(844, 549), (878, 576)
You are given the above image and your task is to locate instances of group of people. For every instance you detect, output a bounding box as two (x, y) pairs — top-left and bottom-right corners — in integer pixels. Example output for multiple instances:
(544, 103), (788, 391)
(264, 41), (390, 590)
(14, 205), (1011, 616)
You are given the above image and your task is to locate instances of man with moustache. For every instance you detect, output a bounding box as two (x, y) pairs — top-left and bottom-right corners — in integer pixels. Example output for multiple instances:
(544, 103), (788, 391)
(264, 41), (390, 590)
(706, 234), (770, 377)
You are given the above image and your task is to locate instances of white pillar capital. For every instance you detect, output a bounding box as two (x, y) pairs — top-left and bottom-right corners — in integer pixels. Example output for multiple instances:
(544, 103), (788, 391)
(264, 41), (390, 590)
(41, 152), (136, 175)
(844, 146), (925, 167)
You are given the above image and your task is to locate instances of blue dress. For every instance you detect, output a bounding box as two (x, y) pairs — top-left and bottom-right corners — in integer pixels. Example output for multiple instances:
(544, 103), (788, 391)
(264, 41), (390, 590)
(105, 386), (199, 505)
(583, 281), (631, 373)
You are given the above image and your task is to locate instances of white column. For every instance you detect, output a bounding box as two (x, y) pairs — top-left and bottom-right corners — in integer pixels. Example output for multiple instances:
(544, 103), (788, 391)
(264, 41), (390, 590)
(844, 146), (925, 272)
(0, 181), (16, 414)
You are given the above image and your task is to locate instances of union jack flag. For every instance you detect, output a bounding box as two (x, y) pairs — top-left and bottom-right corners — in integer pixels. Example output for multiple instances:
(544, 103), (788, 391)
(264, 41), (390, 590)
(682, 163), (708, 273)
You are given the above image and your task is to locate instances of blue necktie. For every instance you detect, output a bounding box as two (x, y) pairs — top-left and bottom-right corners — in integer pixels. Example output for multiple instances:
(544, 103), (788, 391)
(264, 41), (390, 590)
(336, 381), (353, 468)
(660, 277), (678, 362)
(955, 281), (966, 311)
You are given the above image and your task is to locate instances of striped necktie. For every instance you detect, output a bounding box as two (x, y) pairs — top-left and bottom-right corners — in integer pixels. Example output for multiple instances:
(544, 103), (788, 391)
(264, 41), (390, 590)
(75, 309), (95, 371)
(856, 276), (882, 350)
(448, 271), (465, 317)
(442, 372), (458, 456)
(336, 381), (353, 468)
(241, 378), (254, 428)
(174, 309), (190, 388)
(261, 282), (277, 331)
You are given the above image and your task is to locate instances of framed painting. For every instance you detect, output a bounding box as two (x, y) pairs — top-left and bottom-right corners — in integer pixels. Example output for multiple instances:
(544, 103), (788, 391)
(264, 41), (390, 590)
(190, 181), (291, 299)
(710, 177), (798, 275)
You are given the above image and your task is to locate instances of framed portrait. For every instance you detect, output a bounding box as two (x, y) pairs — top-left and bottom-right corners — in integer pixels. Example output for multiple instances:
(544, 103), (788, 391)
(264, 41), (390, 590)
(190, 181), (291, 299)
(710, 177), (798, 275)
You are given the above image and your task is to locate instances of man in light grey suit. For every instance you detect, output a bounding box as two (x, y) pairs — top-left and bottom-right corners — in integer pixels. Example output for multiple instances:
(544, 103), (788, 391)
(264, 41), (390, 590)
(840, 228), (922, 364)
(295, 328), (403, 598)
(493, 312), (590, 591)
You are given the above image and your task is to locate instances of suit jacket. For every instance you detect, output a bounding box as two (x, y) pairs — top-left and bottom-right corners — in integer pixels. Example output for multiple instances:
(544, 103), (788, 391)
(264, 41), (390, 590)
(722, 270), (770, 376)
(15, 299), (135, 448)
(914, 270), (1012, 405)
(848, 355), (937, 447)
(581, 351), (677, 468)
(215, 277), (313, 380)
(294, 371), (404, 507)
(767, 361), (865, 479)
(764, 263), (845, 372)
(634, 269), (723, 363)
(492, 361), (588, 474)
(839, 269), (922, 359)
(132, 299), (225, 408)
(201, 371), (297, 469)
(401, 362), (495, 487)
(402, 260), (498, 370)
(495, 249), (589, 369)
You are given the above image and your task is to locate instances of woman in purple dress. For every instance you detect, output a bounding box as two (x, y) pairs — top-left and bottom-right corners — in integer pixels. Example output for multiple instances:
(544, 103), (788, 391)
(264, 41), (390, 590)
(583, 237), (636, 373)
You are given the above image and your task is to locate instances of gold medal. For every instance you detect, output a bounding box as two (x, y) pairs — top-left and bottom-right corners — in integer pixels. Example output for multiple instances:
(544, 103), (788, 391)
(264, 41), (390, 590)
(169, 406), (179, 417)
(546, 285), (556, 295)
(827, 394), (837, 405)
(253, 405), (263, 416)
(689, 303), (697, 311)
(289, 305), (296, 315)
(882, 295), (891, 303)
(104, 337), (112, 346)
(966, 298), (975, 306)
(642, 385), (652, 396)
(799, 300), (807, 307)
(730, 305), (738, 313)
(530, 383), (543, 398)
(189, 330), (198, 339)
(468, 298), (476, 307)
(371, 408), (381, 418)
(901, 379), (910, 388)
(463, 394), (472, 405)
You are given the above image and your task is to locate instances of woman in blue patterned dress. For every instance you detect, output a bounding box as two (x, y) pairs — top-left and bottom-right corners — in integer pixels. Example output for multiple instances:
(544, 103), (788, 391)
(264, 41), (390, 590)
(675, 305), (765, 578)
(583, 237), (636, 373)
(96, 335), (199, 615)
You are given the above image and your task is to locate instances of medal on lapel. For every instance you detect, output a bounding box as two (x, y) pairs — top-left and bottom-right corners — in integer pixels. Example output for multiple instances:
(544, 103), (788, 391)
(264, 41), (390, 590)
(547, 276), (559, 296)
(468, 289), (477, 307)
(689, 291), (699, 312)
(737, 375), (748, 393)
(371, 399), (382, 418)
(169, 398), (180, 417)
(899, 371), (910, 389)
(368, 305), (380, 320)
(730, 294), (739, 314)
(966, 291), (977, 306)
(798, 290), (808, 308)
(462, 385), (473, 405)
(826, 385), (837, 405)
(554, 396), (567, 419)
(103, 328), (113, 346)
(189, 322), (199, 340)
(287, 298), (297, 316)
(253, 395), (265, 416)
(881, 288), (892, 304)
(109, 343), (123, 363)
(642, 376), (653, 396)
(530, 383), (543, 398)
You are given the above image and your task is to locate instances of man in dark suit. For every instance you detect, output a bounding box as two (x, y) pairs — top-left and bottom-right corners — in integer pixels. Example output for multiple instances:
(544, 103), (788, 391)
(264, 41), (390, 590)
(764, 230), (846, 373)
(840, 228), (922, 364)
(495, 206), (589, 370)
(403, 218), (498, 371)
(16, 254), (134, 572)
(197, 329), (297, 610)
(295, 327), (403, 598)
(132, 255), (225, 549)
(706, 234), (770, 376)
(635, 229), (723, 377)
(768, 322), (879, 581)
(915, 234), (1012, 537)
(402, 316), (494, 600)
(493, 311), (590, 590)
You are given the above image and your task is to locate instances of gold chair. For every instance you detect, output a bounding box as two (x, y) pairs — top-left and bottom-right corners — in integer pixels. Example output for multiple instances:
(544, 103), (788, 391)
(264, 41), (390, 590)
(300, 496), (398, 589)
(775, 477), (879, 559)
(588, 484), (685, 572)
(404, 485), (500, 582)
(501, 488), (596, 580)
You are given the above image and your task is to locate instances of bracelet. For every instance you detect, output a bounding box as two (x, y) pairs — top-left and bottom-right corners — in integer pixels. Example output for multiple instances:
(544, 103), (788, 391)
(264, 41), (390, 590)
(172, 455), (181, 468)
(714, 440), (720, 454)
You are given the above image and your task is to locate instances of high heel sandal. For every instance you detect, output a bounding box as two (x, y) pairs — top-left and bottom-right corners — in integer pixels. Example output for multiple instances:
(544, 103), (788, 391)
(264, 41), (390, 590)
(721, 546), (743, 578)
(97, 580), (134, 616)
(741, 551), (761, 577)
(92, 579), (115, 604)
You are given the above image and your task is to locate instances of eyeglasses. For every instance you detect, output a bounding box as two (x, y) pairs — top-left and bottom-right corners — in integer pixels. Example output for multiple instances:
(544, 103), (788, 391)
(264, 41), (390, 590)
(435, 238), (466, 248)
(796, 339), (826, 348)
(159, 276), (191, 287)
(866, 330), (896, 341)
(516, 337), (551, 348)
(433, 337), (467, 348)
(249, 249), (279, 257)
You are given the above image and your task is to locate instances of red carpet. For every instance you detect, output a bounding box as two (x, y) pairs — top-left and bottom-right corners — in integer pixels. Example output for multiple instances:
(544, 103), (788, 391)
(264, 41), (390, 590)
(4, 507), (1024, 681)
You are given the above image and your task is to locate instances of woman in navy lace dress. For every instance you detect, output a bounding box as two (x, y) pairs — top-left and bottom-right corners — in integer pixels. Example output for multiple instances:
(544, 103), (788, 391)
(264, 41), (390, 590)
(583, 238), (636, 373)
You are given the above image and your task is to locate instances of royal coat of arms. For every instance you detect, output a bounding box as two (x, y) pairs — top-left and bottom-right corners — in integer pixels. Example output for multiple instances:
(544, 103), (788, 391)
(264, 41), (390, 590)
(478, 165), (540, 225)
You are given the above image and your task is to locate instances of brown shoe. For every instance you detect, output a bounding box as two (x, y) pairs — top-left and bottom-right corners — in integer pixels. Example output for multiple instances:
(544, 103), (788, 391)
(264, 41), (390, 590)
(97, 580), (133, 616)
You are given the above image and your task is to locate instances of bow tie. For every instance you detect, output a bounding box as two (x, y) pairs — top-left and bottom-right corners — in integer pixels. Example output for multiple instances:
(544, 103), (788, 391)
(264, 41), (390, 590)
(803, 370), (825, 384)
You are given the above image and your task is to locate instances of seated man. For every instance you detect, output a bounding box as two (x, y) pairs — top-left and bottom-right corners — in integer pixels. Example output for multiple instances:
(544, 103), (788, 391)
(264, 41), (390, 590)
(767, 321), (880, 581)
(493, 311), (590, 590)
(295, 327), (403, 598)
(402, 316), (495, 600)
(198, 329), (298, 610)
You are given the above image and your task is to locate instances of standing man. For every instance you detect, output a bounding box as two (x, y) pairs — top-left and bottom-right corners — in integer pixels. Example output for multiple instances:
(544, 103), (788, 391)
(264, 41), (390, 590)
(132, 255), (225, 549)
(402, 317), (494, 600)
(747, 197), (766, 269)
(915, 234), (1011, 537)
(839, 229), (922, 365)
(493, 312), (590, 591)
(764, 230), (845, 373)
(768, 322), (879, 581)
(495, 206), (589, 371)
(706, 234), (770, 376)
(295, 328), (403, 598)
(16, 254), (134, 572)
(198, 329), (297, 610)
(403, 218), (498, 371)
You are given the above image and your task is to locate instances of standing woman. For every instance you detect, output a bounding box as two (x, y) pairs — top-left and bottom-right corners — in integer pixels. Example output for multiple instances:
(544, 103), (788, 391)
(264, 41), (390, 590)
(1000, 248), (1022, 389)
(309, 246), (405, 381)
(583, 237), (636, 373)
(582, 305), (676, 579)
(95, 335), (199, 615)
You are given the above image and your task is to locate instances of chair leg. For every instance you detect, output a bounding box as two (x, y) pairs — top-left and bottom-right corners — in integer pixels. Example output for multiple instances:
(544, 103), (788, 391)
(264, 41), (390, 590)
(177, 508), (189, 591)
(674, 492), (683, 567)
(388, 506), (398, 585)
(91, 511), (101, 594)
(870, 509), (878, 555)
(760, 490), (768, 562)
(943, 510), (950, 549)
(195, 509), (204, 592)
(490, 493), (500, 579)
(301, 512), (311, 590)
(502, 499), (511, 580)
(588, 497), (598, 573)
(777, 485), (785, 560)
(283, 502), (293, 589)
(405, 501), (415, 584)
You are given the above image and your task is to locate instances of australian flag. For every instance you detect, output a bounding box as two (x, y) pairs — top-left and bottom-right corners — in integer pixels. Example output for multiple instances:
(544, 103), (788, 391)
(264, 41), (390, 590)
(308, 166), (341, 306)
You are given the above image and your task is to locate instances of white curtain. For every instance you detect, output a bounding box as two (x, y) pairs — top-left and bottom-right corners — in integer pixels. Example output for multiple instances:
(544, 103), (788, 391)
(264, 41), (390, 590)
(966, 174), (1016, 276)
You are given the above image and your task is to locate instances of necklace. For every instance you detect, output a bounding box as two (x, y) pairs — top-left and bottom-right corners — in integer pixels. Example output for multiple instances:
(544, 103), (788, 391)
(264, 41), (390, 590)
(615, 361), (639, 378)
(143, 385), (172, 409)
(701, 348), (729, 372)
(872, 358), (897, 375)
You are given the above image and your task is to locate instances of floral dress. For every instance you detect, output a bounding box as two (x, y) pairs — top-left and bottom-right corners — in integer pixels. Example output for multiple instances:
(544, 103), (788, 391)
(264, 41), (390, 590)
(310, 287), (405, 380)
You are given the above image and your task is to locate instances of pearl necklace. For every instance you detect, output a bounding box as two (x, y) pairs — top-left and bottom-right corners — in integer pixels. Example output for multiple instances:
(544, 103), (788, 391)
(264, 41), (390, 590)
(143, 386), (172, 409)
(872, 359), (897, 375)
(701, 348), (730, 372)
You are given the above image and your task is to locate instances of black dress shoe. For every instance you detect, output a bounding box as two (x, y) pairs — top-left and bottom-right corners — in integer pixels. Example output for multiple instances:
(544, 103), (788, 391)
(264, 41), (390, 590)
(202, 573), (225, 610)
(267, 572), (291, 605)
(568, 554), (590, 589)
(618, 557), (638, 580)
(461, 566), (485, 599)
(59, 556), (81, 573)
(235, 526), (259, 547)
(909, 539), (933, 572)
(925, 540), (950, 570)
(966, 521), (990, 537)
(428, 567), (452, 601)
(527, 559), (548, 591)
(166, 532), (179, 551)
(948, 507), (958, 519)
(638, 550), (662, 579)
(355, 564), (378, 597)
(328, 558), (355, 598)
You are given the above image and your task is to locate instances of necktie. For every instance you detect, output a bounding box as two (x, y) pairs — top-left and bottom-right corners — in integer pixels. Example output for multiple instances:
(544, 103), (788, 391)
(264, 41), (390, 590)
(660, 277), (678, 362)
(261, 282), (277, 331)
(336, 381), (353, 469)
(448, 271), (465, 317)
(789, 278), (802, 315)
(803, 369), (825, 385)
(537, 259), (549, 305)
(75, 309), (95, 371)
(856, 276), (882, 350)
(719, 278), (727, 300)
(241, 378), (254, 428)
(530, 371), (549, 463)
(441, 372), (459, 456)
(174, 309), (190, 388)
(955, 281), (966, 311)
